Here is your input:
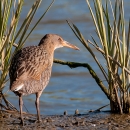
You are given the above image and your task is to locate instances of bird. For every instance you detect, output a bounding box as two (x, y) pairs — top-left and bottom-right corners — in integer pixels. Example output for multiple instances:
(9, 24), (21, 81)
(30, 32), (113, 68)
(9, 34), (79, 125)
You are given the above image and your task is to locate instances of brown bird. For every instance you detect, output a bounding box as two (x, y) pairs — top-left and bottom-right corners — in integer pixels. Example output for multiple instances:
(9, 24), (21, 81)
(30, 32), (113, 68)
(9, 34), (79, 125)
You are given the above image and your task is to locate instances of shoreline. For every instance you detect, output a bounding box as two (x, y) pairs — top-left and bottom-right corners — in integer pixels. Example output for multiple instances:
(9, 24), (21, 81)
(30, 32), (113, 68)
(0, 110), (130, 129)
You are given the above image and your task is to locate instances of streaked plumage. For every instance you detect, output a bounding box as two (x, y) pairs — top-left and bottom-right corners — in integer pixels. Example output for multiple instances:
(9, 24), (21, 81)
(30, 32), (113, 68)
(9, 34), (79, 125)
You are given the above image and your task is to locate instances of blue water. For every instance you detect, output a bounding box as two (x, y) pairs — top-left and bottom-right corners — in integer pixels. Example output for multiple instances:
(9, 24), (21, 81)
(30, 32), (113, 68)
(4, 0), (130, 115)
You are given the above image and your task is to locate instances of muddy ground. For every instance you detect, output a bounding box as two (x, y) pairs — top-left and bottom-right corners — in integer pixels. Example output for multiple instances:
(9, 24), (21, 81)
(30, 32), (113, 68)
(0, 110), (130, 130)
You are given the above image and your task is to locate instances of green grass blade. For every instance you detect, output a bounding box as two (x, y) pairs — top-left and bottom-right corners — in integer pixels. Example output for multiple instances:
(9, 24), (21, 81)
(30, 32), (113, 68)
(21, 0), (55, 47)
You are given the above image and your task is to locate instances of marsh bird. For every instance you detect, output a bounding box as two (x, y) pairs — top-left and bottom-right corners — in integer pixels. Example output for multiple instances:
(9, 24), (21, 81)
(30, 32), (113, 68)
(9, 34), (79, 125)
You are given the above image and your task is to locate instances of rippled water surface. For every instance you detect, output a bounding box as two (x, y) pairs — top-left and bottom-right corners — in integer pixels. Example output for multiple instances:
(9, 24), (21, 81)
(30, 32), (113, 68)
(4, 0), (130, 115)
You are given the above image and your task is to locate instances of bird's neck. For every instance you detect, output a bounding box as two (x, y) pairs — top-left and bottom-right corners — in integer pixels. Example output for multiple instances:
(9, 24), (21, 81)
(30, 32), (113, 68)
(40, 42), (55, 55)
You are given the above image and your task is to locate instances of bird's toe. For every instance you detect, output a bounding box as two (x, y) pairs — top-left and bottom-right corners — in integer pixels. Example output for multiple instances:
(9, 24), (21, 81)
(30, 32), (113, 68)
(20, 120), (24, 126)
(35, 119), (42, 124)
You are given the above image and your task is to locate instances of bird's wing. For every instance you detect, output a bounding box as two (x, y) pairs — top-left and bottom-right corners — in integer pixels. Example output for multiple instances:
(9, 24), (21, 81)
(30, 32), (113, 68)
(9, 46), (50, 83)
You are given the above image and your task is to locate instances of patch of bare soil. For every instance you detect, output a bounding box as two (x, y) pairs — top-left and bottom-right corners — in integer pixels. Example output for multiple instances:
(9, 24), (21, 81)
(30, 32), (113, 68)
(0, 110), (130, 130)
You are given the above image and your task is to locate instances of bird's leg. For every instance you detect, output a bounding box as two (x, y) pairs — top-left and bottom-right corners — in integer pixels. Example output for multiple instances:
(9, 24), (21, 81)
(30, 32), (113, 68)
(19, 95), (24, 126)
(35, 92), (42, 123)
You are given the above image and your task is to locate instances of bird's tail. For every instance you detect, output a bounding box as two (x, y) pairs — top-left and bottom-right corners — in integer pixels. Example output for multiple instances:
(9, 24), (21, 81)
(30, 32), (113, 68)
(10, 80), (24, 92)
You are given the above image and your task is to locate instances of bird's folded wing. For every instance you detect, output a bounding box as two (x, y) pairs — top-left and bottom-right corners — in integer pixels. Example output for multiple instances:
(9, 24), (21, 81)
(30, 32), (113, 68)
(9, 46), (49, 82)
(17, 56), (49, 81)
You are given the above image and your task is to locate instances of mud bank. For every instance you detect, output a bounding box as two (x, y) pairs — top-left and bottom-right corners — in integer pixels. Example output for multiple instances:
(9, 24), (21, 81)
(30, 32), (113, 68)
(0, 110), (130, 130)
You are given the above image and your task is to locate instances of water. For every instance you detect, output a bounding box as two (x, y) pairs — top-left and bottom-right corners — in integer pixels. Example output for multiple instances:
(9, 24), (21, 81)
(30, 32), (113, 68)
(4, 0), (130, 115)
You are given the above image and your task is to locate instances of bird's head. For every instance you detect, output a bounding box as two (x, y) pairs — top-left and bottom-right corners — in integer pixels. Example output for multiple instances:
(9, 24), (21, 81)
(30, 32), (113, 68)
(38, 34), (80, 50)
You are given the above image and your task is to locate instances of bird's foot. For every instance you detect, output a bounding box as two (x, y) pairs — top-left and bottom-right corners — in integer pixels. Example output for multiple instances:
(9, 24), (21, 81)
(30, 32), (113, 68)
(20, 119), (24, 126)
(35, 119), (42, 124)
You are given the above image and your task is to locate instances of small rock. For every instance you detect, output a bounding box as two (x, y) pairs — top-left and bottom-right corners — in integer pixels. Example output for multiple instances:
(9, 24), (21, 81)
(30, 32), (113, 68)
(75, 109), (79, 115)
(91, 124), (96, 127)
(75, 121), (79, 126)
(89, 109), (94, 112)
(43, 119), (47, 123)
(72, 119), (76, 124)
(47, 118), (53, 122)
(99, 120), (105, 124)
(63, 111), (67, 115)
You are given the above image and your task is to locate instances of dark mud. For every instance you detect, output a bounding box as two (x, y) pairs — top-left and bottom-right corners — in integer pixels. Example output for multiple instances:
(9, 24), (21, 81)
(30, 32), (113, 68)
(0, 110), (130, 130)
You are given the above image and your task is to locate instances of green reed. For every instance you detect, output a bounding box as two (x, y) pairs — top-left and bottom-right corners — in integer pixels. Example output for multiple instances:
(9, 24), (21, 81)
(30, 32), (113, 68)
(67, 0), (130, 113)
(0, 0), (54, 91)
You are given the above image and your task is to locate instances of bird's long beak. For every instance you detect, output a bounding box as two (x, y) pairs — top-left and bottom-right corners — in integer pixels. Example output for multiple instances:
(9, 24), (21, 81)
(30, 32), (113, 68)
(63, 41), (80, 50)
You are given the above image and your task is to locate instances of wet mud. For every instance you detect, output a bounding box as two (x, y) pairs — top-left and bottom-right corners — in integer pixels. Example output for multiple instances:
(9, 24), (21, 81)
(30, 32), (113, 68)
(0, 110), (130, 130)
